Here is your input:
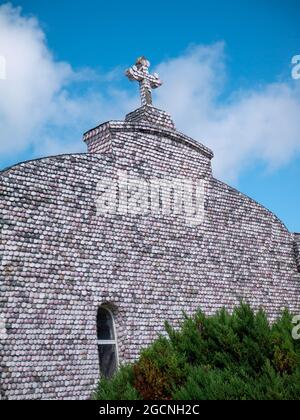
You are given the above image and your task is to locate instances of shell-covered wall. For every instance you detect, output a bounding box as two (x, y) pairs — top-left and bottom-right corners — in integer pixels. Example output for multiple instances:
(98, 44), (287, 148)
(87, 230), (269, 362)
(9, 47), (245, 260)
(0, 112), (299, 400)
(294, 234), (300, 272)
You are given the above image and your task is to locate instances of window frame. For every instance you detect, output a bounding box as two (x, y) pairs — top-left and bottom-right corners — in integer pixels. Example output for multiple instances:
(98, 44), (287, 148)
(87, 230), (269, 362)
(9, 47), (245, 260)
(97, 306), (119, 374)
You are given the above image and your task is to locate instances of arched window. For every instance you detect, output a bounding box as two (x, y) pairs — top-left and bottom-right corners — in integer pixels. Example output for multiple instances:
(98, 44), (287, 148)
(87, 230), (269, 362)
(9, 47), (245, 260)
(97, 307), (118, 378)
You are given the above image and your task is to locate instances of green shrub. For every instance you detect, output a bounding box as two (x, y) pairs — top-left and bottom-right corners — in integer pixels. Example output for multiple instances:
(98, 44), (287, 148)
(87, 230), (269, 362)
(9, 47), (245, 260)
(93, 365), (140, 400)
(94, 304), (300, 400)
(133, 336), (187, 400)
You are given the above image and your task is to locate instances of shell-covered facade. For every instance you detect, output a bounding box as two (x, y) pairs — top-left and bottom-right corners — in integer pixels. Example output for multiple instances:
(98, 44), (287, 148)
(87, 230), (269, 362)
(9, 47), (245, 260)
(0, 104), (299, 400)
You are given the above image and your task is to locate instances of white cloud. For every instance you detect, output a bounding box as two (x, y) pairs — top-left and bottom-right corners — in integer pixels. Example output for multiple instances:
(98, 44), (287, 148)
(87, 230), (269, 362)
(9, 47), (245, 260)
(0, 4), (300, 183)
(0, 3), (71, 154)
(155, 45), (300, 181)
(0, 3), (133, 162)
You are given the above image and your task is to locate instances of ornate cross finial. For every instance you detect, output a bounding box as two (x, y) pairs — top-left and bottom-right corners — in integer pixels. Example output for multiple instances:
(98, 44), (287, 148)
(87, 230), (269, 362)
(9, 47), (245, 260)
(126, 56), (162, 106)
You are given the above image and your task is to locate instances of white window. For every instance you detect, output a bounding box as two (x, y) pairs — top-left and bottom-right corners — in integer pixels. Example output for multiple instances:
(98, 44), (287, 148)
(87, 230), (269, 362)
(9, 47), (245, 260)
(97, 306), (119, 378)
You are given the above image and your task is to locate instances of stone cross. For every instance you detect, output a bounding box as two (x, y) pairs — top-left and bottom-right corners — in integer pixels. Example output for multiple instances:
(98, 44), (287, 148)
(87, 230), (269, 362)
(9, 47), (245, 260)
(126, 56), (162, 106)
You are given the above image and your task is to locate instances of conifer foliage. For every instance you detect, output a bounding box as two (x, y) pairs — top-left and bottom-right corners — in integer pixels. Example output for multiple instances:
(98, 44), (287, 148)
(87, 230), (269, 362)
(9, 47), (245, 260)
(94, 304), (300, 400)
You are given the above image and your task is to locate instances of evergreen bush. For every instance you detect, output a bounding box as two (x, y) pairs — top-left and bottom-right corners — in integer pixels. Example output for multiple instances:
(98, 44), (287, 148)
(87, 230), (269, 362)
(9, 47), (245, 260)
(94, 304), (300, 400)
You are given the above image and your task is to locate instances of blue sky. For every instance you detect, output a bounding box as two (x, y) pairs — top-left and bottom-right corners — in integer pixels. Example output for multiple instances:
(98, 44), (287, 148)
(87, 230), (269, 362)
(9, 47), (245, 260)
(0, 0), (299, 231)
